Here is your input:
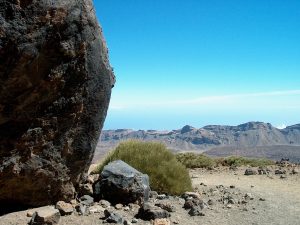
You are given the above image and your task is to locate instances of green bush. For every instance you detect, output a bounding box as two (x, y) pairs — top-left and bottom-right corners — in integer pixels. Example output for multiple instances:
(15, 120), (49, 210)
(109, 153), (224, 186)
(221, 156), (274, 167)
(176, 152), (216, 169)
(93, 140), (192, 195)
(176, 153), (274, 168)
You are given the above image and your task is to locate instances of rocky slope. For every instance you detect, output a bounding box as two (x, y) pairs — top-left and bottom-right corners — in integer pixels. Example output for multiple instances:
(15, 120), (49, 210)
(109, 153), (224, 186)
(95, 122), (300, 162)
(0, 0), (114, 206)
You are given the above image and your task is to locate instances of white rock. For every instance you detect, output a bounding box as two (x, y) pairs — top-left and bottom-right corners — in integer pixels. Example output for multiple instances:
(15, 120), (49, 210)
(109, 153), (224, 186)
(30, 206), (60, 225)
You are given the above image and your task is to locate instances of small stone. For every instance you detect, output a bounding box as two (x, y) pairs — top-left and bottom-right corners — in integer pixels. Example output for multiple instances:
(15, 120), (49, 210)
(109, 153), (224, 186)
(157, 194), (167, 200)
(230, 185), (235, 188)
(75, 204), (88, 216)
(292, 168), (299, 174)
(182, 192), (201, 200)
(29, 206), (60, 225)
(100, 199), (111, 208)
(70, 199), (77, 206)
(245, 193), (254, 200)
(188, 206), (205, 216)
(104, 209), (124, 224)
(244, 168), (257, 175)
(152, 218), (171, 225)
(131, 218), (138, 223)
(258, 167), (267, 175)
(89, 205), (105, 214)
(56, 201), (74, 216)
(124, 206), (130, 211)
(184, 198), (204, 210)
(172, 219), (179, 224)
(123, 219), (132, 225)
(86, 174), (100, 184)
(27, 211), (34, 217)
(228, 197), (236, 204)
(275, 169), (286, 175)
(259, 198), (266, 201)
(155, 202), (176, 212)
(115, 204), (123, 210)
(207, 199), (214, 206)
(280, 175), (287, 179)
(80, 195), (94, 206)
(227, 204), (232, 209)
(79, 183), (93, 196)
(137, 203), (170, 220)
(150, 191), (158, 199)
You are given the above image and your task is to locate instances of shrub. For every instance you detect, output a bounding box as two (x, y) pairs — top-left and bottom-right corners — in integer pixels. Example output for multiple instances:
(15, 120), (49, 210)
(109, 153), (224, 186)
(93, 140), (192, 195)
(176, 153), (274, 168)
(220, 156), (274, 167)
(176, 152), (216, 169)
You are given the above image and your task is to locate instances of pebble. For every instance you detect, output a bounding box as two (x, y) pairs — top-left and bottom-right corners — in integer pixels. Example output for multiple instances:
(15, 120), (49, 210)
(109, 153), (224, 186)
(245, 193), (254, 200)
(152, 218), (171, 225)
(207, 199), (214, 206)
(157, 194), (167, 200)
(227, 204), (233, 209)
(123, 219), (132, 225)
(55, 201), (74, 216)
(115, 203), (123, 210)
(29, 206), (60, 225)
(27, 211), (34, 217)
(131, 218), (138, 223)
(89, 205), (105, 214)
(79, 195), (94, 206)
(99, 200), (111, 208)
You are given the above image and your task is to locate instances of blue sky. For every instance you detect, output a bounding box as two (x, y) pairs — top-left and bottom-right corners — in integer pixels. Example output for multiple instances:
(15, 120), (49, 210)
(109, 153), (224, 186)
(94, 0), (300, 130)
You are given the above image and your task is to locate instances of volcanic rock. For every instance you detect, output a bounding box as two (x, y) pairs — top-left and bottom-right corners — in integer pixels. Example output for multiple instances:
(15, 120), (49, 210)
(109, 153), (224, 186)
(104, 209), (124, 224)
(0, 0), (114, 206)
(137, 203), (170, 220)
(29, 206), (60, 225)
(244, 168), (257, 175)
(55, 201), (74, 216)
(94, 160), (150, 205)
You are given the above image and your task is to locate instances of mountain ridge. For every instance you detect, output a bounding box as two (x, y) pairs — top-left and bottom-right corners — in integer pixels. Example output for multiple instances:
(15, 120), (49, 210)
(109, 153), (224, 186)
(94, 121), (300, 163)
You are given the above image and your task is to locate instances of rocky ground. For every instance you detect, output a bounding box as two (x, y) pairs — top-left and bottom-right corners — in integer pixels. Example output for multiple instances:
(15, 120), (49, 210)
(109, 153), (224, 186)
(1, 164), (299, 225)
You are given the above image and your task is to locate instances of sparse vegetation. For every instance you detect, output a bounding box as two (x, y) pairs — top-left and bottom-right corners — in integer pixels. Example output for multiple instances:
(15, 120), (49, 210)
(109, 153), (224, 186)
(176, 152), (274, 168)
(176, 152), (216, 169)
(93, 140), (192, 195)
(219, 156), (275, 167)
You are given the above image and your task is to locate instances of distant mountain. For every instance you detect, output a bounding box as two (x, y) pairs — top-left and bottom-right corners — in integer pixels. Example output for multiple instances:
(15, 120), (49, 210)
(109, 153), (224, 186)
(94, 122), (300, 163)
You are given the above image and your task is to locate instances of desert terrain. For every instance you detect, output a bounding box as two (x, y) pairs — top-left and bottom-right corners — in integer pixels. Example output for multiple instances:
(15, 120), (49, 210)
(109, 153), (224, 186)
(1, 165), (299, 225)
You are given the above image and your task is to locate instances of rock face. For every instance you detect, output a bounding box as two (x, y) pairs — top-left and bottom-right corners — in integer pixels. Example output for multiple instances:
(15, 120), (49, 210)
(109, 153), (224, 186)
(0, 0), (114, 206)
(94, 160), (150, 205)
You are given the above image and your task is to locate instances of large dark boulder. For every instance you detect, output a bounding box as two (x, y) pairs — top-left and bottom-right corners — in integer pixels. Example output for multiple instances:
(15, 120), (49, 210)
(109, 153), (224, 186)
(94, 160), (150, 205)
(0, 0), (114, 206)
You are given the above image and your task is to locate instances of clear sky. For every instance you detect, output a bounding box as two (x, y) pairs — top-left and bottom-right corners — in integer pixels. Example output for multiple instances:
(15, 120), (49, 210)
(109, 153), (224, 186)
(94, 0), (300, 130)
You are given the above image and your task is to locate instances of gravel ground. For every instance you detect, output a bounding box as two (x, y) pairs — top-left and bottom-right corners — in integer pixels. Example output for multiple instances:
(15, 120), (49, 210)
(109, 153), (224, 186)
(1, 165), (299, 225)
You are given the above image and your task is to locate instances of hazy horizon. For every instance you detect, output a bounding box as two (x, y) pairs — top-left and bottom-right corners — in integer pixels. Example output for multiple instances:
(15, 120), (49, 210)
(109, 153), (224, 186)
(95, 1), (300, 130)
